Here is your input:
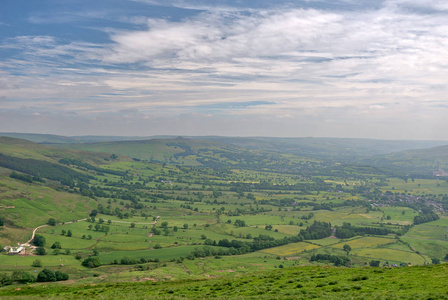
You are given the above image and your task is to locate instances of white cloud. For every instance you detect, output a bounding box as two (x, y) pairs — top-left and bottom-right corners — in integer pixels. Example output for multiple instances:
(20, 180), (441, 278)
(2, 1), (448, 138)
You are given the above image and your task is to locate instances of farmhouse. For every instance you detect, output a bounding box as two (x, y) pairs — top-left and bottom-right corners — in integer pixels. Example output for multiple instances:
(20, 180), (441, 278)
(3, 245), (24, 255)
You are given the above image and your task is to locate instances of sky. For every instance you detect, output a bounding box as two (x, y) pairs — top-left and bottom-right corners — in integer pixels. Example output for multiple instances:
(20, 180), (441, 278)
(1, 0), (448, 139)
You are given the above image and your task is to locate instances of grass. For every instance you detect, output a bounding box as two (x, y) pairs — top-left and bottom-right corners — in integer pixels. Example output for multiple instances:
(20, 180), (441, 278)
(3, 264), (448, 299)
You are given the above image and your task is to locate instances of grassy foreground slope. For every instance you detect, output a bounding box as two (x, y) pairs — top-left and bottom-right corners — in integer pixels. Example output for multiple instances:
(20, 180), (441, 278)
(2, 264), (448, 299)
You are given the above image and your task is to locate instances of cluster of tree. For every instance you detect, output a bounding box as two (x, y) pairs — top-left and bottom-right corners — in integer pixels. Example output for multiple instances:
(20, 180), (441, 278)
(298, 221), (332, 240)
(37, 269), (69, 282)
(334, 222), (394, 239)
(59, 158), (125, 176)
(191, 235), (303, 258)
(0, 153), (91, 185)
(0, 271), (37, 286)
(116, 256), (159, 265)
(309, 254), (350, 266)
(10, 171), (44, 183)
(413, 212), (439, 225)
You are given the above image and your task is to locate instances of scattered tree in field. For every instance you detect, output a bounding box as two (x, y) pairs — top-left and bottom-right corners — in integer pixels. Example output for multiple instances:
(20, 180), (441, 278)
(0, 273), (12, 287)
(32, 234), (46, 247)
(234, 219), (246, 227)
(32, 259), (42, 267)
(183, 224), (189, 229)
(37, 269), (56, 282)
(432, 258), (440, 264)
(82, 257), (101, 268)
(55, 270), (69, 281)
(343, 244), (352, 256)
(61, 229), (66, 235)
(67, 230), (72, 237)
(35, 247), (46, 255)
(130, 223), (135, 228)
(51, 241), (61, 249)
(370, 260), (380, 267)
(47, 218), (57, 226)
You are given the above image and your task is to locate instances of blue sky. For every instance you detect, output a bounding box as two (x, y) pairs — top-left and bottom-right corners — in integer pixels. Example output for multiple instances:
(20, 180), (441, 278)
(1, 0), (448, 139)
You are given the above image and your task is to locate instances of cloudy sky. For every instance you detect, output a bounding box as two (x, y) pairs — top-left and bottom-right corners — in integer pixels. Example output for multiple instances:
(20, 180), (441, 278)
(1, 0), (448, 139)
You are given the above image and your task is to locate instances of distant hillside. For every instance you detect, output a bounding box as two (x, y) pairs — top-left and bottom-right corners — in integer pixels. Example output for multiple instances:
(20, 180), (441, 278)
(192, 136), (448, 159)
(49, 137), (244, 163)
(0, 132), (148, 144)
(359, 144), (448, 176)
(0, 137), (130, 165)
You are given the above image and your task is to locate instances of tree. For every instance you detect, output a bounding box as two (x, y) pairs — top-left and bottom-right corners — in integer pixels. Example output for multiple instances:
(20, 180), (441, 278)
(32, 234), (46, 247)
(369, 260), (380, 267)
(35, 247), (46, 256)
(55, 270), (69, 281)
(82, 257), (101, 268)
(32, 259), (42, 267)
(65, 249), (71, 255)
(183, 224), (189, 229)
(0, 273), (12, 287)
(88, 224), (93, 230)
(432, 258), (441, 264)
(61, 229), (66, 235)
(51, 241), (61, 249)
(161, 221), (168, 228)
(343, 244), (352, 256)
(173, 226), (178, 232)
(67, 230), (72, 237)
(201, 234), (207, 240)
(0, 218), (4, 226)
(37, 269), (56, 282)
(130, 223), (135, 228)
(17, 272), (36, 284)
(47, 218), (57, 226)
(95, 224), (101, 231)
